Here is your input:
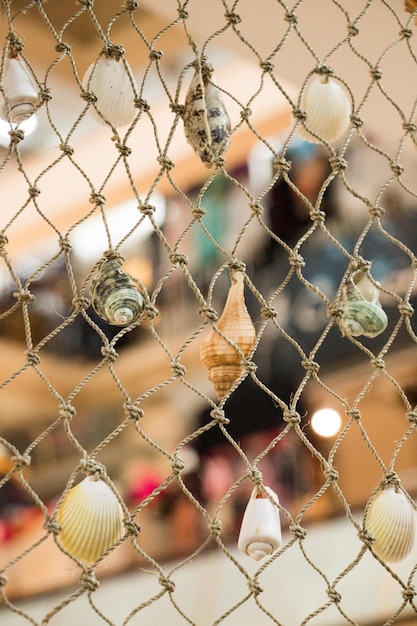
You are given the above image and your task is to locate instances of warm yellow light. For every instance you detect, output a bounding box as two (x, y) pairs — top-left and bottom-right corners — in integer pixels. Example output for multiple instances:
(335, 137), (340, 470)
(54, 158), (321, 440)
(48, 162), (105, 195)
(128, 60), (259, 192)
(311, 408), (342, 438)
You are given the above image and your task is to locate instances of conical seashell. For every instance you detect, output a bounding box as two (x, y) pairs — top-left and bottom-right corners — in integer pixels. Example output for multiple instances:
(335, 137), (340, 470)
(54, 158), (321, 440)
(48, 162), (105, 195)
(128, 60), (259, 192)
(90, 258), (145, 326)
(238, 486), (282, 561)
(82, 56), (137, 127)
(340, 268), (388, 338)
(183, 66), (231, 167)
(56, 476), (124, 563)
(0, 53), (41, 124)
(364, 486), (416, 563)
(296, 74), (351, 144)
(200, 271), (256, 400)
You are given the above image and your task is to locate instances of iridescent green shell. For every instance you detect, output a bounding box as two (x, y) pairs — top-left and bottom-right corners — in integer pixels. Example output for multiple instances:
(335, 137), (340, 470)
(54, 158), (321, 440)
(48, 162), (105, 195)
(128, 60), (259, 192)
(340, 268), (388, 338)
(90, 259), (144, 326)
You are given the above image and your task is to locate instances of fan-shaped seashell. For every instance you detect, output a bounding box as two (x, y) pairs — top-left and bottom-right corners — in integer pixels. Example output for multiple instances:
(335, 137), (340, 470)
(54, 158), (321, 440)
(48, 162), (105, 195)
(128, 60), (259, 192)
(296, 74), (351, 144)
(90, 258), (145, 326)
(238, 486), (282, 561)
(0, 53), (41, 124)
(200, 271), (256, 400)
(364, 486), (416, 562)
(56, 476), (124, 563)
(82, 56), (137, 128)
(340, 268), (388, 338)
(184, 66), (231, 167)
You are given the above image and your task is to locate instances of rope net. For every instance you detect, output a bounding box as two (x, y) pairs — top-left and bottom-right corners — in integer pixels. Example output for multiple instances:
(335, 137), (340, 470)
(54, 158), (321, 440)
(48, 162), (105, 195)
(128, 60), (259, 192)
(0, 0), (417, 624)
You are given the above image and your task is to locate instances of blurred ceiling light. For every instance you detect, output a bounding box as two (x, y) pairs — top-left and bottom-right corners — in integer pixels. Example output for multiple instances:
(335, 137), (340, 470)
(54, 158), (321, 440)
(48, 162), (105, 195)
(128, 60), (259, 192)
(0, 114), (38, 146)
(311, 408), (342, 438)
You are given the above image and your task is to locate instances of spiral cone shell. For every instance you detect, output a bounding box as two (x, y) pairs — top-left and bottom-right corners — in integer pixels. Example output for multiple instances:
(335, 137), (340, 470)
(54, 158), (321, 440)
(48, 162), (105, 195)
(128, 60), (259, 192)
(56, 476), (124, 563)
(296, 74), (351, 143)
(364, 486), (416, 563)
(0, 54), (41, 124)
(184, 66), (231, 167)
(200, 271), (256, 400)
(90, 258), (145, 326)
(82, 56), (137, 127)
(238, 486), (282, 561)
(340, 268), (388, 338)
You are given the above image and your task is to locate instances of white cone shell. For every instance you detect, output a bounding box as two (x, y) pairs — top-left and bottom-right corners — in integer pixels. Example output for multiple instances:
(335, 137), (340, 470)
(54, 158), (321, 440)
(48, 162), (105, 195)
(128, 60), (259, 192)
(365, 486), (416, 563)
(82, 57), (137, 128)
(238, 486), (282, 561)
(57, 476), (124, 562)
(296, 75), (351, 143)
(0, 55), (41, 123)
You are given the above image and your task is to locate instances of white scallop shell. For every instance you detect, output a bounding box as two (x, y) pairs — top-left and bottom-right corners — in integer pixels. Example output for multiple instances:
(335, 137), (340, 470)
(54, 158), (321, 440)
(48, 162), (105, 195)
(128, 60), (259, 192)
(296, 75), (351, 143)
(238, 486), (282, 561)
(364, 486), (416, 563)
(0, 54), (41, 123)
(82, 56), (137, 128)
(56, 476), (124, 562)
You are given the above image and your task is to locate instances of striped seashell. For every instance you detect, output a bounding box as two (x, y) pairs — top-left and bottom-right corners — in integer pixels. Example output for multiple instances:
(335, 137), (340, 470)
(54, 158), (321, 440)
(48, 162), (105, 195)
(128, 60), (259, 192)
(364, 486), (416, 563)
(238, 486), (282, 561)
(0, 53), (41, 124)
(200, 271), (256, 400)
(296, 74), (351, 144)
(183, 66), (231, 167)
(340, 268), (388, 338)
(82, 56), (137, 128)
(56, 476), (124, 563)
(90, 258), (145, 326)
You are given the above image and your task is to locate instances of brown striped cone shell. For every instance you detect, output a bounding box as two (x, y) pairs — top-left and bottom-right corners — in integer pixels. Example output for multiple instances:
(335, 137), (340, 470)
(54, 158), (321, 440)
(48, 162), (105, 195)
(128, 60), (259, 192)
(90, 258), (145, 326)
(296, 74), (351, 144)
(364, 486), (416, 563)
(56, 476), (124, 563)
(200, 271), (256, 400)
(238, 486), (282, 561)
(0, 53), (41, 124)
(82, 56), (137, 128)
(183, 66), (231, 167)
(340, 268), (388, 338)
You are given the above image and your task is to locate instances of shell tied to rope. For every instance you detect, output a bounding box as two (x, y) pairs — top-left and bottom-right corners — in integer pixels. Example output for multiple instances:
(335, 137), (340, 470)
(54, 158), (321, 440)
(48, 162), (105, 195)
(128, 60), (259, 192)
(200, 270), (256, 400)
(183, 64), (231, 167)
(90, 258), (145, 326)
(0, 51), (41, 124)
(340, 267), (388, 339)
(238, 485), (282, 561)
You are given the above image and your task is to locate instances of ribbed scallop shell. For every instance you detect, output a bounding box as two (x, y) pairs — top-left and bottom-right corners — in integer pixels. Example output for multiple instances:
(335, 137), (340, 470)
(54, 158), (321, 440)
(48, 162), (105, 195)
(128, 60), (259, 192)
(0, 54), (41, 124)
(90, 258), (145, 326)
(184, 66), (231, 167)
(340, 268), (388, 338)
(56, 476), (124, 563)
(364, 486), (416, 563)
(238, 486), (282, 561)
(200, 271), (256, 400)
(82, 56), (137, 128)
(296, 75), (351, 143)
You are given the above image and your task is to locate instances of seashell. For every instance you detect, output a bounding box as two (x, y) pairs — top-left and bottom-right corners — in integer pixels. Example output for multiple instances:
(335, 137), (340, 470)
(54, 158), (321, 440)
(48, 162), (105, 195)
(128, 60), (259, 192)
(82, 56), (137, 128)
(200, 271), (256, 400)
(340, 268), (388, 338)
(90, 258), (145, 326)
(364, 486), (416, 563)
(296, 74), (351, 144)
(56, 476), (124, 563)
(183, 66), (231, 167)
(238, 486), (282, 561)
(0, 53), (41, 124)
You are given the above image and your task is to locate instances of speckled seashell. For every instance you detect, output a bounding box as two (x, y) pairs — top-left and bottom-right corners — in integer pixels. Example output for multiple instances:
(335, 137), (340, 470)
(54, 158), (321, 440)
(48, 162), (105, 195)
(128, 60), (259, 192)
(0, 53), (41, 123)
(364, 486), (416, 563)
(82, 56), (137, 127)
(183, 66), (231, 167)
(200, 271), (256, 400)
(56, 476), (124, 563)
(296, 74), (351, 143)
(238, 486), (282, 561)
(340, 268), (388, 338)
(90, 258), (145, 326)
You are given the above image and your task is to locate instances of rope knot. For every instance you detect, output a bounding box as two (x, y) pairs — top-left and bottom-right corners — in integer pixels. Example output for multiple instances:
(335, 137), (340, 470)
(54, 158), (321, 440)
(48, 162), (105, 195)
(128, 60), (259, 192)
(371, 357), (385, 371)
(157, 155), (174, 171)
(370, 66), (382, 80)
(249, 201), (263, 216)
(192, 205), (206, 218)
(169, 252), (188, 266)
(329, 155), (347, 172)
(44, 517), (61, 535)
(382, 471), (400, 488)
(285, 11), (297, 24)
(289, 523), (307, 540)
(59, 403), (76, 420)
(124, 402), (144, 422)
(402, 585), (416, 602)
(9, 129), (25, 144)
(89, 192), (106, 206)
(59, 236), (72, 253)
(350, 113), (363, 128)
(101, 346), (119, 363)
(309, 208), (326, 223)
(302, 359), (320, 374)
(209, 519), (222, 536)
(145, 304), (159, 320)
(369, 205), (385, 218)
(346, 407), (361, 420)
(398, 301), (414, 318)
(14, 288), (35, 303)
(283, 409), (301, 425)
(0, 574), (8, 587)
(159, 576), (175, 593)
(358, 527), (374, 547)
(289, 252), (305, 269)
(273, 156), (292, 173)
(124, 517), (140, 536)
(261, 305), (277, 319)
(240, 106), (252, 121)
(126, 0), (139, 10)
(115, 142), (132, 157)
(25, 349), (40, 366)
(406, 409), (417, 426)
(248, 579), (263, 595)
(72, 295), (90, 311)
(135, 97), (150, 112)
(7, 33), (24, 55)
(11, 454), (31, 469)
(105, 44), (125, 60)
(403, 121), (416, 133)
(81, 571), (100, 591)
(0, 233), (8, 248)
(390, 161), (404, 176)
(225, 11), (241, 24)
(171, 456), (185, 475)
(28, 185), (41, 198)
(248, 467), (263, 486)
(80, 458), (106, 478)
(260, 60), (274, 73)
(400, 27), (413, 40)
(210, 407), (230, 425)
(140, 203), (156, 216)
(170, 102), (185, 116)
(228, 258), (246, 273)
(324, 465), (339, 482)
(198, 305), (218, 322)
(55, 41), (71, 54)
(178, 7), (189, 19)
(149, 49), (163, 61)
(212, 154), (225, 169)
(327, 587), (341, 603)
(347, 23), (359, 36)
(170, 359), (187, 378)
(328, 303), (343, 320)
